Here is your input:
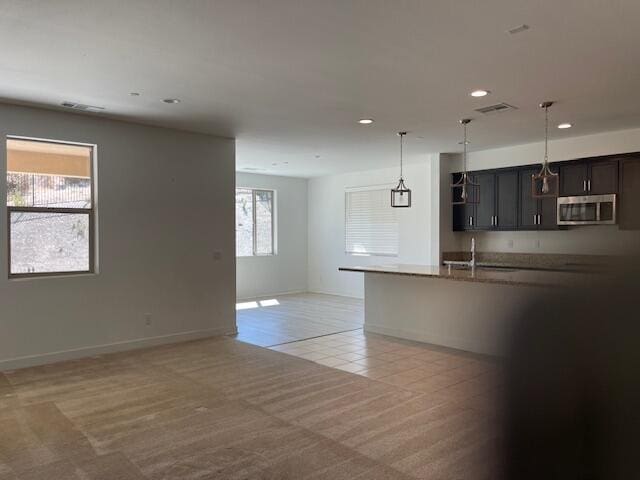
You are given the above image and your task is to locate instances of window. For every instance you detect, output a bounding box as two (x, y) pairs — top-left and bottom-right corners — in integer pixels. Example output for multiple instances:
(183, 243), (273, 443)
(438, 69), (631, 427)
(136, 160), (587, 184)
(236, 188), (275, 256)
(345, 187), (399, 256)
(6, 138), (95, 277)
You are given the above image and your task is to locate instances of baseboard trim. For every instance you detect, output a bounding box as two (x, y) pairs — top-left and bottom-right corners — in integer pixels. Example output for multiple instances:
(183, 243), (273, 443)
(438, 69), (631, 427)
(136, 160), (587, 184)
(236, 289), (307, 301)
(0, 326), (237, 371)
(306, 289), (364, 300)
(364, 324), (502, 357)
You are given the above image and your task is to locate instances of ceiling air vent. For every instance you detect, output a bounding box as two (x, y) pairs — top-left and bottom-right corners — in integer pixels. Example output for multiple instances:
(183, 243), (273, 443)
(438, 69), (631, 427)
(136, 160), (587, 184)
(61, 101), (105, 113)
(474, 103), (518, 115)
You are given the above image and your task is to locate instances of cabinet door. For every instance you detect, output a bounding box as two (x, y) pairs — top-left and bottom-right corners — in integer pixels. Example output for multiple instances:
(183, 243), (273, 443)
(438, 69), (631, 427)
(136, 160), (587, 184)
(452, 173), (466, 231)
(620, 158), (640, 230)
(589, 160), (618, 194)
(475, 173), (496, 230)
(538, 197), (558, 230)
(495, 170), (518, 229)
(519, 168), (539, 229)
(452, 204), (466, 231)
(560, 163), (589, 196)
(452, 173), (476, 231)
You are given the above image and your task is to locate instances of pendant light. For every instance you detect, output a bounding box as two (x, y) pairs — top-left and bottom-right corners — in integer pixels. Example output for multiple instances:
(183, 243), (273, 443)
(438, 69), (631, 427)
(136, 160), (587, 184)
(451, 119), (478, 205)
(531, 101), (559, 198)
(391, 131), (411, 207)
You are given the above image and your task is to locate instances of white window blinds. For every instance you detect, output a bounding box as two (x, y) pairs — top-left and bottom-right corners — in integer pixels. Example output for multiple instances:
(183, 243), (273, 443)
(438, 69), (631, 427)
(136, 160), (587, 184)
(345, 187), (399, 256)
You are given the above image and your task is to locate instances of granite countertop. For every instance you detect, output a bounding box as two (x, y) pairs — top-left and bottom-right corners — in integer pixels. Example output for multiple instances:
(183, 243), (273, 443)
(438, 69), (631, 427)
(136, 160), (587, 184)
(338, 264), (602, 288)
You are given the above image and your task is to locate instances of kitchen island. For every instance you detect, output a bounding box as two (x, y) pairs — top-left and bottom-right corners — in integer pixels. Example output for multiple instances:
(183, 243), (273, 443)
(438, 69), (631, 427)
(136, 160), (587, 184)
(339, 264), (597, 356)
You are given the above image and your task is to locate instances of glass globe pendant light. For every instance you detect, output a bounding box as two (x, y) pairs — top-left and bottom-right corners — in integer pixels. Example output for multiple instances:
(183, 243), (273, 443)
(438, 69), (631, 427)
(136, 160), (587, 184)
(532, 101), (559, 198)
(451, 119), (479, 205)
(391, 131), (411, 208)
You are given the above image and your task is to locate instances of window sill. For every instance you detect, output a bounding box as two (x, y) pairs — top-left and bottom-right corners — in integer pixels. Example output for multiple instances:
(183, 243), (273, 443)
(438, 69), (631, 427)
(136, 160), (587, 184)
(8, 271), (98, 282)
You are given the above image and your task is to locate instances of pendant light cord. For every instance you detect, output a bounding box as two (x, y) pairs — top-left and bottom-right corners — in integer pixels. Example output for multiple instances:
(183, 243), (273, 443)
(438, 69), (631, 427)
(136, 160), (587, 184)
(399, 133), (404, 180)
(463, 122), (468, 174)
(544, 104), (549, 167)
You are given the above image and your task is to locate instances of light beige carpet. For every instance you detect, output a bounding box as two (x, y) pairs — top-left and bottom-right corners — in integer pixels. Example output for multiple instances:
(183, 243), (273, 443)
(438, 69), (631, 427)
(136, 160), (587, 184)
(0, 336), (501, 479)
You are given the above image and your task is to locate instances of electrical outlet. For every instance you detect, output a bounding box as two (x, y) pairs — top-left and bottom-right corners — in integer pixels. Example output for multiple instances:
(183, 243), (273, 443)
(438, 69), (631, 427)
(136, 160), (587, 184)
(144, 313), (152, 326)
(535, 239), (541, 249)
(507, 239), (514, 249)
(212, 251), (222, 261)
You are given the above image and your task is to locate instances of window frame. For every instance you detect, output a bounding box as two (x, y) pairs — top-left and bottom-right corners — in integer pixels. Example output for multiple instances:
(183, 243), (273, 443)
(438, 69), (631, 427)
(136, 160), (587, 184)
(236, 187), (276, 257)
(6, 136), (97, 279)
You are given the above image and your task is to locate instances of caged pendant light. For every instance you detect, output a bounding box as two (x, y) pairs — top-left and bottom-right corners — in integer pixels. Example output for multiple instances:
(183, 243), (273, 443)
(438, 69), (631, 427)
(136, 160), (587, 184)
(451, 119), (478, 205)
(531, 101), (559, 198)
(391, 131), (411, 207)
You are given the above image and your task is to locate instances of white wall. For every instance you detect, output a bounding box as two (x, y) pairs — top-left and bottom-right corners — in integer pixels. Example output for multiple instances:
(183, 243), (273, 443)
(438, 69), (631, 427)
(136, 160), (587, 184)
(308, 159), (437, 298)
(441, 127), (640, 255)
(0, 103), (236, 370)
(236, 172), (308, 299)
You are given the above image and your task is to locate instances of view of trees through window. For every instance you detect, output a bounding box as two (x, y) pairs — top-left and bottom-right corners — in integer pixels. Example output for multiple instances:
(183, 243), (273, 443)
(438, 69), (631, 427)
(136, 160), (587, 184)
(6, 138), (94, 276)
(235, 188), (274, 256)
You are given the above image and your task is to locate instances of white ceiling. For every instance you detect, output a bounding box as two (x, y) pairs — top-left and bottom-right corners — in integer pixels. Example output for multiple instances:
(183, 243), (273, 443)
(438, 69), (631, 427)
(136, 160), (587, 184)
(1, 0), (639, 177)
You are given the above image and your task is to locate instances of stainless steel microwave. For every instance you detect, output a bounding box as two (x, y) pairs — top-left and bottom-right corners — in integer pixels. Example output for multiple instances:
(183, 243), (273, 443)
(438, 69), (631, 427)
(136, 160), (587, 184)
(557, 194), (617, 225)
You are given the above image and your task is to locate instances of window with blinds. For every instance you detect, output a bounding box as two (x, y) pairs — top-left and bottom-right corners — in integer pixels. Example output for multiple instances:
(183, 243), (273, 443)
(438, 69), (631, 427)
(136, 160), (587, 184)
(345, 187), (399, 256)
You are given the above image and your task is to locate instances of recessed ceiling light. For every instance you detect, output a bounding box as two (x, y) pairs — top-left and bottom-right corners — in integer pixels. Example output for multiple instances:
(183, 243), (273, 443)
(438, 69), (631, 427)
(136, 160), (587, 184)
(470, 90), (490, 97)
(162, 98), (180, 104)
(129, 92), (140, 96)
(557, 123), (572, 129)
(358, 118), (374, 124)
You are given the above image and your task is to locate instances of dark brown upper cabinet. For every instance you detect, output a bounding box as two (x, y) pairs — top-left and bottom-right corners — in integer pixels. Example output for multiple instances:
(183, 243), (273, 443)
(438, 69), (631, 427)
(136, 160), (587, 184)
(559, 162), (589, 196)
(559, 159), (618, 196)
(451, 154), (631, 232)
(452, 170), (518, 231)
(475, 172), (496, 230)
(451, 172), (478, 231)
(620, 157), (640, 230)
(589, 160), (618, 194)
(519, 168), (558, 230)
(495, 170), (519, 230)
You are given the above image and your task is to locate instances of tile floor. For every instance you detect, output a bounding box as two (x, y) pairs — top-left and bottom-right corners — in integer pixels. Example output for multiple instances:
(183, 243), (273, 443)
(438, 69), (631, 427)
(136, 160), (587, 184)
(235, 293), (363, 347)
(268, 329), (503, 404)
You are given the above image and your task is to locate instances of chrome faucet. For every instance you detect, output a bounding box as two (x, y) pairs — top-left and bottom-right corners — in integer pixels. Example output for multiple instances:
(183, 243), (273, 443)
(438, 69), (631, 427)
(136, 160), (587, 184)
(470, 237), (476, 268)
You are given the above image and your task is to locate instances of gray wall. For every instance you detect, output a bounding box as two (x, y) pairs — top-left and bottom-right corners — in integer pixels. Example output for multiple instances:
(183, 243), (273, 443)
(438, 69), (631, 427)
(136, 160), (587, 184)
(0, 104), (236, 369)
(236, 172), (308, 299)
(308, 161), (436, 299)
